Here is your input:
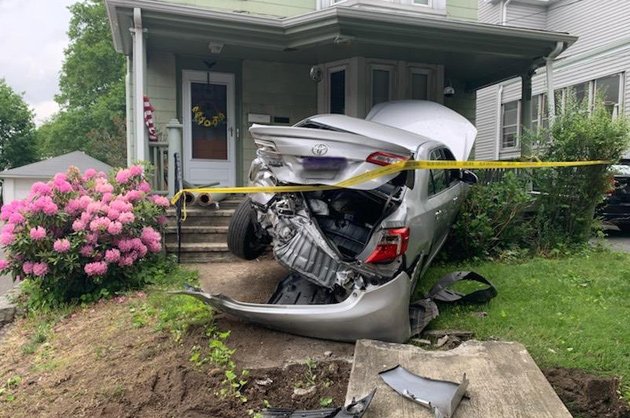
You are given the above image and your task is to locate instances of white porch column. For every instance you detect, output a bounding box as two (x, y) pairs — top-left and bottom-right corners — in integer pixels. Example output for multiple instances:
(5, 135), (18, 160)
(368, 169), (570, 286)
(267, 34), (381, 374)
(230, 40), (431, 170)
(131, 8), (147, 162)
(166, 119), (183, 198)
(125, 57), (134, 167)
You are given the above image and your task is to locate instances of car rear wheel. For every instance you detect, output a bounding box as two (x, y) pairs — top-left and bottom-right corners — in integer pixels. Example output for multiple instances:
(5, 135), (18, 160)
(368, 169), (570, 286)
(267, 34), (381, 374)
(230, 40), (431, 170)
(228, 198), (267, 260)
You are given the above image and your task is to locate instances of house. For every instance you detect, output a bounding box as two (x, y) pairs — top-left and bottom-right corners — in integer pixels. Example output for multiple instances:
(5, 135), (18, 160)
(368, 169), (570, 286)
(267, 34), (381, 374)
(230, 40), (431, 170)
(104, 0), (577, 194)
(0, 151), (112, 204)
(475, 0), (630, 160)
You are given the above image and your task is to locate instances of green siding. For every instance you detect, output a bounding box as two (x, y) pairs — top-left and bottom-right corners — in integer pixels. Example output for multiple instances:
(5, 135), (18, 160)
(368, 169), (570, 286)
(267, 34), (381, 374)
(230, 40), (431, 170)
(154, 0), (315, 17)
(446, 0), (477, 21)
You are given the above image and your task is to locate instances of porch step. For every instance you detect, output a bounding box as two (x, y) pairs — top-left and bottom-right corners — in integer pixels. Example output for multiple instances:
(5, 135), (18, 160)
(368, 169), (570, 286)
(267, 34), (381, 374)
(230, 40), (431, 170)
(166, 207), (235, 227)
(164, 242), (240, 263)
(164, 225), (228, 244)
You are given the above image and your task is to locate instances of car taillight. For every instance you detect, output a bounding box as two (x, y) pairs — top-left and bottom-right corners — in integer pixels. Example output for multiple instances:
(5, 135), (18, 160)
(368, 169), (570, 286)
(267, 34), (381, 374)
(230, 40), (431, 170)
(366, 152), (409, 166)
(365, 227), (410, 264)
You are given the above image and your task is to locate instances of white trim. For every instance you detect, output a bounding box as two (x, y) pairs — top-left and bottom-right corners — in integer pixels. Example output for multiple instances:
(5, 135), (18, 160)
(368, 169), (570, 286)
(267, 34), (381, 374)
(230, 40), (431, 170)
(500, 100), (520, 150)
(132, 8), (146, 162)
(181, 70), (236, 186)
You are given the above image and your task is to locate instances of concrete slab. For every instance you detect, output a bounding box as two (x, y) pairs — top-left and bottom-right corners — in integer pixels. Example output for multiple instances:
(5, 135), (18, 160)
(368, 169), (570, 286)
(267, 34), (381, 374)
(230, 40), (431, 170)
(346, 339), (571, 418)
(190, 258), (355, 369)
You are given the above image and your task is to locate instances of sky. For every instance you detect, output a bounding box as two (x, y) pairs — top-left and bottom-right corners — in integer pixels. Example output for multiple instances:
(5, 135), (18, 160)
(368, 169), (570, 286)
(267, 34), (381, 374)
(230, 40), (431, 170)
(0, 0), (76, 125)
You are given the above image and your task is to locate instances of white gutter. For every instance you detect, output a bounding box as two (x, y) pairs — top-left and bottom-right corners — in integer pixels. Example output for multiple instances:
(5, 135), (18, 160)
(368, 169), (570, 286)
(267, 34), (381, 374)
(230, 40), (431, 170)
(495, 84), (503, 159)
(545, 41), (564, 121)
(501, 0), (514, 25)
(131, 8), (146, 162)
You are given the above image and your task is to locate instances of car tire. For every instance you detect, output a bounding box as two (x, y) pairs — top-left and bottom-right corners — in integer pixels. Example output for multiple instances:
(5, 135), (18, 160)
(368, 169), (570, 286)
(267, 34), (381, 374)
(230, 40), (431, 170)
(228, 198), (267, 260)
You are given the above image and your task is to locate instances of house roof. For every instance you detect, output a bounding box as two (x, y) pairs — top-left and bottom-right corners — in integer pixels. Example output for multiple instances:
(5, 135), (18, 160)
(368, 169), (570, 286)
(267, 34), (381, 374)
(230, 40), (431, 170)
(0, 151), (112, 179)
(106, 0), (577, 90)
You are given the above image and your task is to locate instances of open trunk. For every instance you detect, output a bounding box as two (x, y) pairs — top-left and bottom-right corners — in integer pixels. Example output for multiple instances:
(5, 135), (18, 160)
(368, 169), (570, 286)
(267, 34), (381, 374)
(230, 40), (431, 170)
(250, 117), (414, 190)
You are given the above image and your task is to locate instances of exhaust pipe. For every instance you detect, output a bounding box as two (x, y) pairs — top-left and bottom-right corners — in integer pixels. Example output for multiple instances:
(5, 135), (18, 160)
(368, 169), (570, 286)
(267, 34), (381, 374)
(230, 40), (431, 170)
(183, 192), (197, 206)
(197, 192), (227, 207)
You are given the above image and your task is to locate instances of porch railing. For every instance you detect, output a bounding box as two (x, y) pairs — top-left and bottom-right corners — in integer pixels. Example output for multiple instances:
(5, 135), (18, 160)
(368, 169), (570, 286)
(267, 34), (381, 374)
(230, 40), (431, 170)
(148, 119), (183, 197)
(148, 141), (168, 194)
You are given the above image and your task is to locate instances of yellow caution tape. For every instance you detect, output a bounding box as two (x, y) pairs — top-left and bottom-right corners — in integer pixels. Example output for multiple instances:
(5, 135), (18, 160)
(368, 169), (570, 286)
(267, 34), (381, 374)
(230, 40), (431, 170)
(170, 159), (609, 219)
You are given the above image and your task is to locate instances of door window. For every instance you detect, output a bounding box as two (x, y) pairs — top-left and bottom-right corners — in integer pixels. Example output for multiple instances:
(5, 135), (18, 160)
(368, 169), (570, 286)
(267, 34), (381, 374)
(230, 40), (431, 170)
(190, 82), (228, 160)
(371, 68), (393, 107)
(428, 148), (458, 196)
(329, 69), (346, 114)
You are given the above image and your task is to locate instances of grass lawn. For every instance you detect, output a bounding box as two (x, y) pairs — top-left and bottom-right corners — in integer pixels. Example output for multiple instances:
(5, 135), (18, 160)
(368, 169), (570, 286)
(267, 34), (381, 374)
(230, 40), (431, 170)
(418, 249), (630, 398)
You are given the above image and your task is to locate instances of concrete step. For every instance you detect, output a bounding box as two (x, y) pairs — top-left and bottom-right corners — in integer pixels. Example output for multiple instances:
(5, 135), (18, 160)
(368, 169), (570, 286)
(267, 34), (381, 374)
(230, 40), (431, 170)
(164, 226), (228, 244)
(164, 242), (240, 263)
(166, 207), (235, 227)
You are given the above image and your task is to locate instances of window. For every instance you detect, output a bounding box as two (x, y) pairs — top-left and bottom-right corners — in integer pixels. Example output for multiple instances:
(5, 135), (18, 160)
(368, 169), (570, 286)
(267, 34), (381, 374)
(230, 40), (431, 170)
(595, 74), (622, 116)
(370, 65), (394, 108)
(428, 148), (457, 195)
(409, 67), (431, 100)
(329, 68), (346, 114)
(501, 101), (520, 149)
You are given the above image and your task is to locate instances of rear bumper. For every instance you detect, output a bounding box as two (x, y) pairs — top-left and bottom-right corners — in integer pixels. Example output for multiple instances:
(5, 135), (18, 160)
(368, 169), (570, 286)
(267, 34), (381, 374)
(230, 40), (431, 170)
(175, 271), (412, 343)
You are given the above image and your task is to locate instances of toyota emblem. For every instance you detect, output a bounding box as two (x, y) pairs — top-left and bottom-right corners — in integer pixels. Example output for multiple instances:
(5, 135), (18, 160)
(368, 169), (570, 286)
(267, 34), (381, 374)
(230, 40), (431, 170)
(312, 144), (329, 156)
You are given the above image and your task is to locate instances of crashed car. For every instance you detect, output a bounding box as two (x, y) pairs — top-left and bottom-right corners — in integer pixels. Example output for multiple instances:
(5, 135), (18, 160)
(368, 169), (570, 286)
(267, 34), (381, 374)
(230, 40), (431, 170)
(598, 160), (630, 232)
(187, 101), (478, 343)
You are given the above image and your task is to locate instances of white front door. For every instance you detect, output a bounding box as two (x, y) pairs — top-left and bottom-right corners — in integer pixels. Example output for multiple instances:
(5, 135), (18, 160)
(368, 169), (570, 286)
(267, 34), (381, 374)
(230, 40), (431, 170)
(182, 70), (236, 186)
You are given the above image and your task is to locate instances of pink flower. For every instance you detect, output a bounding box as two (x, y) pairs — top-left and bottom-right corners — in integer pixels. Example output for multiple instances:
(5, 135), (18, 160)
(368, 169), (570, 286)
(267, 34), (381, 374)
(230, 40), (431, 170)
(95, 182), (114, 194)
(110, 199), (132, 213)
(22, 261), (34, 274)
(84, 261), (108, 276)
(65, 199), (82, 215)
(0, 233), (15, 246)
(89, 217), (111, 232)
(31, 181), (52, 196)
(53, 238), (71, 253)
(138, 181), (151, 193)
(8, 211), (24, 224)
(30, 226), (46, 241)
(0, 259), (9, 270)
(52, 177), (72, 193)
(157, 215), (167, 225)
(72, 219), (86, 232)
(83, 168), (97, 179)
(87, 201), (106, 215)
(86, 233), (98, 244)
(101, 193), (114, 203)
(31, 196), (58, 215)
(79, 245), (94, 257)
(107, 208), (120, 221)
(124, 190), (144, 202)
(129, 165), (144, 176)
(107, 221), (123, 235)
(80, 211), (92, 224)
(141, 227), (161, 245)
(105, 249), (121, 263)
(115, 169), (132, 184)
(32, 262), (49, 277)
(118, 212), (135, 224)
(118, 255), (135, 267)
(151, 195), (170, 208)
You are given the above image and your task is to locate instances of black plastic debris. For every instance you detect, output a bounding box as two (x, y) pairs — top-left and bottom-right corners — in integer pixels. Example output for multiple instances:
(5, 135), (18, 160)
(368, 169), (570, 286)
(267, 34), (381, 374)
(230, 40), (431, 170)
(379, 365), (468, 418)
(262, 388), (376, 418)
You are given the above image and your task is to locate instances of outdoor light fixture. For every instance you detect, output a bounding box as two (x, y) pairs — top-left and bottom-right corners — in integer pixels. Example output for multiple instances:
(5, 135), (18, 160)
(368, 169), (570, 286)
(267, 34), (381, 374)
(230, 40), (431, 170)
(310, 65), (323, 82)
(443, 80), (455, 97)
(208, 41), (224, 54)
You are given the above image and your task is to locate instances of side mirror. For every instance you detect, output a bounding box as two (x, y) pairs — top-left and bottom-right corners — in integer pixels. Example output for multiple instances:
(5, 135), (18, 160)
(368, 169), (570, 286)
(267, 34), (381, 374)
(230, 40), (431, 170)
(461, 170), (478, 185)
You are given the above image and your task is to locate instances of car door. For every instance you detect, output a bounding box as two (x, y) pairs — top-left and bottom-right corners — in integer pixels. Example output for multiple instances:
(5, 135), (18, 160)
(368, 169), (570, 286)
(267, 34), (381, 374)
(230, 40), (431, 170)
(427, 147), (462, 252)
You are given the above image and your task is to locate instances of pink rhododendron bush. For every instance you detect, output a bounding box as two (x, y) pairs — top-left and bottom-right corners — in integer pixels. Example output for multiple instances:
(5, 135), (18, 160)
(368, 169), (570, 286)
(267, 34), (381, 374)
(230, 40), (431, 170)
(0, 165), (170, 305)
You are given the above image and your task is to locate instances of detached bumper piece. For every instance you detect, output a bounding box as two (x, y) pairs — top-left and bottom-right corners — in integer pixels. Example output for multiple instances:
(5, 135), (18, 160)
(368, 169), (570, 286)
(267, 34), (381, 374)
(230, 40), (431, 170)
(262, 389), (376, 418)
(379, 366), (468, 418)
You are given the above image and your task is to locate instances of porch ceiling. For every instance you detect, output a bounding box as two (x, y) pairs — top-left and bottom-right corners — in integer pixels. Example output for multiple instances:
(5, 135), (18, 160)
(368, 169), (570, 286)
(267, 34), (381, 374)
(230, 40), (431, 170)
(106, 0), (577, 90)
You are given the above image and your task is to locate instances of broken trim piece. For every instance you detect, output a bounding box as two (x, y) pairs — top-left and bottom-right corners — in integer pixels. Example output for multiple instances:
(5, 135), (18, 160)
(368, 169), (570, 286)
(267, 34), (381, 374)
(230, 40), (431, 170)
(379, 366), (468, 418)
(262, 389), (376, 418)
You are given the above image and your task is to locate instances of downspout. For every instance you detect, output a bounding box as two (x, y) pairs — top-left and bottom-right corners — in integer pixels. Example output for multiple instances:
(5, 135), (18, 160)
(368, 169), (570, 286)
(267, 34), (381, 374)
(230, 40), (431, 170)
(545, 41), (565, 122)
(131, 7), (146, 162)
(495, 84), (503, 159)
(501, 0), (513, 25)
(125, 57), (134, 167)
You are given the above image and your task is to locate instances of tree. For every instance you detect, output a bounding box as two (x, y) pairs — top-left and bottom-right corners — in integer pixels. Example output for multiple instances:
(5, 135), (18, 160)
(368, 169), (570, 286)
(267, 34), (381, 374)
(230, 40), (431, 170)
(0, 79), (38, 170)
(37, 0), (126, 166)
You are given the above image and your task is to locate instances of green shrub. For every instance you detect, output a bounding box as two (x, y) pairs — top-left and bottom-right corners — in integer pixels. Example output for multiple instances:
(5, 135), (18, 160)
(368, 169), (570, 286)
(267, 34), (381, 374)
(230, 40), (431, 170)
(443, 172), (534, 261)
(530, 95), (630, 252)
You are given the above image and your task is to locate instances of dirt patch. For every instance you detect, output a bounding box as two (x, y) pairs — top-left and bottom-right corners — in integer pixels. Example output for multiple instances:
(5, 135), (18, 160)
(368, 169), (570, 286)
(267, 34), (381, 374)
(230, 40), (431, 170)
(0, 295), (350, 418)
(544, 368), (630, 418)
